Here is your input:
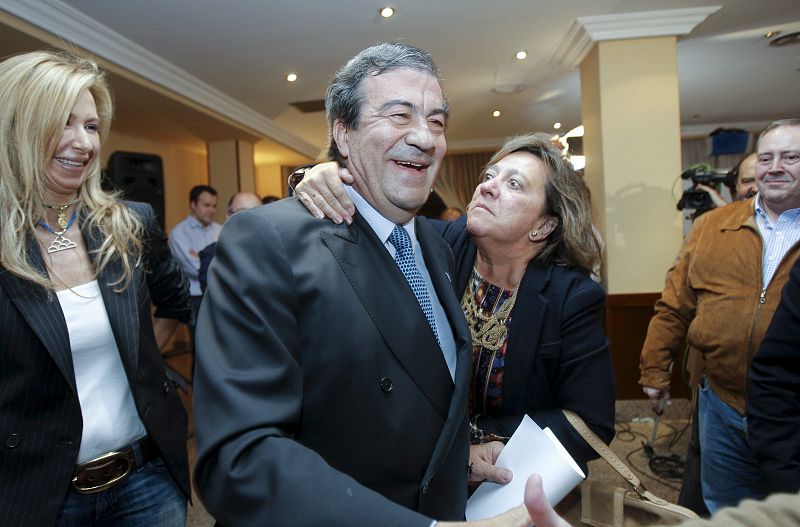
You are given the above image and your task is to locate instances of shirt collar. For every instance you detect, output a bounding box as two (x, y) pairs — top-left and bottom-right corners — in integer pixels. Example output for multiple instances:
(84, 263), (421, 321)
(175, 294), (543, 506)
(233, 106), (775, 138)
(754, 194), (768, 222)
(187, 214), (210, 229)
(344, 185), (416, 244)
(754, 193), (800, 226)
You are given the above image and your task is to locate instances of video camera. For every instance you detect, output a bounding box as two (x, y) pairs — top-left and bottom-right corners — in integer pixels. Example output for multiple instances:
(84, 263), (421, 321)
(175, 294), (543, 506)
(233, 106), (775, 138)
(677, 165), (732, 215)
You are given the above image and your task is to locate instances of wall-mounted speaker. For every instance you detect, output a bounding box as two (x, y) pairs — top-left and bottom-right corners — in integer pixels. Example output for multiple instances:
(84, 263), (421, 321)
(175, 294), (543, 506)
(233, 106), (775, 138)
(104, 151), (165, 231)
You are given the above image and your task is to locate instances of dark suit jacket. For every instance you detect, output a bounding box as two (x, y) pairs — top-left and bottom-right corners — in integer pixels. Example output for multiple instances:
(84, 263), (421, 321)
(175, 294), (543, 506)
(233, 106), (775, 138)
(435, 216), (616, 471)
(0, 202), (191, 526)
(193, 198), (471, 526)
(748, 257), (800, 495)
(198, 241), (216, 293)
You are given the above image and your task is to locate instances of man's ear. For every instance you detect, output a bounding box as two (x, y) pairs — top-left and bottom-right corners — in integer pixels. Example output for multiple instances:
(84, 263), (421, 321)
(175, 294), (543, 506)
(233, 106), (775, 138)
(332, 119), (349, 159)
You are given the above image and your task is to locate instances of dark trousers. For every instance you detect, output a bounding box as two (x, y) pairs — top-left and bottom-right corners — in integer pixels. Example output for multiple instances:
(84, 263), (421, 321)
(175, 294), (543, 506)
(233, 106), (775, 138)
(188, 296), (203, 378)
(678, 394), (710, 517)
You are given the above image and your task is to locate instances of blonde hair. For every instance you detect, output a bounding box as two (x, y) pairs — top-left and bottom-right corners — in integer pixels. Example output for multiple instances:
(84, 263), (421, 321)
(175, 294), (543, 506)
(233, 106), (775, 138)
(0, 50), (143, 291)
(483, 133), (602, 275)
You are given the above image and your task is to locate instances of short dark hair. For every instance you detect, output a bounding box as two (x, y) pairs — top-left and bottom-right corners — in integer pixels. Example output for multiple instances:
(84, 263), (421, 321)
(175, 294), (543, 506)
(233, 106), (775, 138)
(190, 185), (217, 203)
(325, 42), (445, 162)
(261, 195), (279, 205)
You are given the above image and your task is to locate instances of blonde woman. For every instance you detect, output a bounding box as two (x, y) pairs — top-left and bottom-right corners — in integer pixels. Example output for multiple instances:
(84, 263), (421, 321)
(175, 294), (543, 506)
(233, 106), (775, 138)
(0, 50), (190, 526)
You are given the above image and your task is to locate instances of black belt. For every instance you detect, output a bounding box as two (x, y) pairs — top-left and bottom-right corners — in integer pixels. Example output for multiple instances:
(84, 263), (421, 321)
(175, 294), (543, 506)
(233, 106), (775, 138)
(72, 436), (159, 494)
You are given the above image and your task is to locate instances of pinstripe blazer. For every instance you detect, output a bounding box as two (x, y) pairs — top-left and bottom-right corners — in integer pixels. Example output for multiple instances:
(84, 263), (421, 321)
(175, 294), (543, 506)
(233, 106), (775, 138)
(0, 201), (191, 527)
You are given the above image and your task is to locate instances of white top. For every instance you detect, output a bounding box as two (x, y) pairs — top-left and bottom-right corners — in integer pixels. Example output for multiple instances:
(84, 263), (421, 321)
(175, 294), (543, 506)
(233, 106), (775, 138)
(56, 281), (147, 464)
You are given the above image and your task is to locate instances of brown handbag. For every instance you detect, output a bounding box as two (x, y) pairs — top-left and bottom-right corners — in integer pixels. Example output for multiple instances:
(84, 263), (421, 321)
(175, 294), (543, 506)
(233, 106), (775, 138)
(558, 410), (700, 526)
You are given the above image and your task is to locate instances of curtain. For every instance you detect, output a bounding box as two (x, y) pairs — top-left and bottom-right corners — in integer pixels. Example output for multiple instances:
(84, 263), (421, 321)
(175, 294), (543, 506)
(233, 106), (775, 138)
(433, 151), (493, 211)
(681, 135), (754, 171)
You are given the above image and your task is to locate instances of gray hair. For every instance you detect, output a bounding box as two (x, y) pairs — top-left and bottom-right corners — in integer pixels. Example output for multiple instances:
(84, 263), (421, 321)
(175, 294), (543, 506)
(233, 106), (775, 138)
(325, 42), (446, 162)
(758, 118), (800, 146)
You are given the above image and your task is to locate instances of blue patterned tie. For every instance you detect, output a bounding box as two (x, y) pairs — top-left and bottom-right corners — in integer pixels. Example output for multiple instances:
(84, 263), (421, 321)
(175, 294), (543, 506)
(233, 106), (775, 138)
(388, 225), (440, 345)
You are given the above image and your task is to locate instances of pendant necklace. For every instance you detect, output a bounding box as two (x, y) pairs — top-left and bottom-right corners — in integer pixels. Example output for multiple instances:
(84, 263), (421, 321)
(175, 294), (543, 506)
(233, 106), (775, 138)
(45, 201), (77, 230)
(38, 210), (78, 253)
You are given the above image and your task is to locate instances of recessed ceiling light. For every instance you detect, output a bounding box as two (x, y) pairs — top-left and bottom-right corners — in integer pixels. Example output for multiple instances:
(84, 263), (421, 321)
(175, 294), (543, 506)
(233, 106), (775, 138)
(769, 31), (800, 47)
(380, 6), (395, 18)
(286, 73), (298, 82)
(516, 50), (527, 60)
(492, 110), (501, 117)
(764, 31), (780, 39)
(553, 122), (562, 130)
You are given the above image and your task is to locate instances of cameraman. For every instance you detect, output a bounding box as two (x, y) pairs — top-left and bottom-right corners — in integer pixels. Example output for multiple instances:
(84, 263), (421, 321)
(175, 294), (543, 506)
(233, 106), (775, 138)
(639, 119), (800, 513)
(695, 153), (758, 207)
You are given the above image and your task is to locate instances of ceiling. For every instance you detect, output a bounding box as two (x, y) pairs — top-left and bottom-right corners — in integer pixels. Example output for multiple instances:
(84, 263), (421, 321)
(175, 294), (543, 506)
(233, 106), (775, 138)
(1, 0), (799, 165)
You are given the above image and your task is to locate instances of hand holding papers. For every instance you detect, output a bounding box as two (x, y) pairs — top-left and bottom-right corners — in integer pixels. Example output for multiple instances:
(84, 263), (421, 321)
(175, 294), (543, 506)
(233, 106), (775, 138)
(465, 416), (585, 520)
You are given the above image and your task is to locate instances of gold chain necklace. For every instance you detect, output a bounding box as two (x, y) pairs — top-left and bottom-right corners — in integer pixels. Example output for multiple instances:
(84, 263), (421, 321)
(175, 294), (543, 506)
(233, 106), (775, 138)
(460, 270), (519, 351)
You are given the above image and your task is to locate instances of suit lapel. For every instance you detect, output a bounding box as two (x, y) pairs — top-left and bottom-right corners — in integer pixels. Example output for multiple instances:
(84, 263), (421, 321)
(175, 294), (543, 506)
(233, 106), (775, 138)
(415, 218), (473, 483)
(503, 262), (550, 411)
(322, 215), (453, 419)
(83, 221), (141, 376)
(0, 236), (77, 394)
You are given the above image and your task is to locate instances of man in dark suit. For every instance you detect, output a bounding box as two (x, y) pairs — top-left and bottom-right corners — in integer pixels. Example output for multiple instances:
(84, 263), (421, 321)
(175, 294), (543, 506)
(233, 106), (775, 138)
(193, 43), (525, 526)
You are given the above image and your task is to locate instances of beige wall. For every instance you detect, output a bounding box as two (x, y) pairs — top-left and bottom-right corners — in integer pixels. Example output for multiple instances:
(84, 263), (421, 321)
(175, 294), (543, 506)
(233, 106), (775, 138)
(103, 132), (208, 232)
(207, 141), (239, 224)
(237, 141), (255, 193)
(580, 46), (606, 255)
(255, 163), (285, 199)
(581, 37), (684, 294)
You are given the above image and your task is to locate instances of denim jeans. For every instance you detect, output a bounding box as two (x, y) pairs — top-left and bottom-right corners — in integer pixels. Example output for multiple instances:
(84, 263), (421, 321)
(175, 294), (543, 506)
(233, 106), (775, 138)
(698, 378), (764, 513)
(56, 457), (186, 527)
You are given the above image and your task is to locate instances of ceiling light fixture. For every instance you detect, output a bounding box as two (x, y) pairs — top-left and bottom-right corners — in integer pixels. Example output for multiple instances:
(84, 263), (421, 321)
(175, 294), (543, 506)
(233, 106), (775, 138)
(492, 110), (501, 117)
(764, 31), (780, 39)
(553, 122), (562, 130)
(516, 50), (527, 60)
(380, 6), (395, 18)
(286, 73), (298, 82)
(769, 31), (800, 47)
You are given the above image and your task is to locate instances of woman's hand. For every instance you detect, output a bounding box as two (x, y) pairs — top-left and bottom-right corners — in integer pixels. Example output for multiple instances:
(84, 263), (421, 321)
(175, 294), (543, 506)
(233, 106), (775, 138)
(295, 162), (356, 224)
(469, 442), (513, 484)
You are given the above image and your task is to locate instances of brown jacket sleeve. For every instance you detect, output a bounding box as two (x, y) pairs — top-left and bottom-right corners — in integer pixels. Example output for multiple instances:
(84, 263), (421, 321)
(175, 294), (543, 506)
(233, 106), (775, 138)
(638, 213), (710, 391)
(670, 491), (800, 527)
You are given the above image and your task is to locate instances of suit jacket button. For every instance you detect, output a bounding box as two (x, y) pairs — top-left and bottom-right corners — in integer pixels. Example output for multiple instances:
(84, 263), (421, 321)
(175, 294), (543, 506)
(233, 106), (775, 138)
(163, 380), (171, 394)
(421, 481), (430, 494)
(5, 434), (20, 448)
(379, 377), (393, 392)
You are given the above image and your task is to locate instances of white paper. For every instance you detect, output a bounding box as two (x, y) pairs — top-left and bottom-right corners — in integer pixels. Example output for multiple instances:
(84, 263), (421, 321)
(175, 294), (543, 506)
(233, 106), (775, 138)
(465, 415), (585, 520)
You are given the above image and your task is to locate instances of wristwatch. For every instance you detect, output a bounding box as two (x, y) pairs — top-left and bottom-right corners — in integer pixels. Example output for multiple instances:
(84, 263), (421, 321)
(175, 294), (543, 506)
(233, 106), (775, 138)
(287, 164), (316, 195)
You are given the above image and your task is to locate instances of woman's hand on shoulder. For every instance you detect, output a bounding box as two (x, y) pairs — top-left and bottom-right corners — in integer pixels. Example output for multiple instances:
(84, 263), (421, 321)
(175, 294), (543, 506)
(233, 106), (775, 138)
(295, 162), (355, 224)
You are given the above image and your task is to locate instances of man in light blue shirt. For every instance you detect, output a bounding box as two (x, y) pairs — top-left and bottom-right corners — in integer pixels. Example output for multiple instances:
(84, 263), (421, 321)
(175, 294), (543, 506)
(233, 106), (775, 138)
(169, 184), (222, 352)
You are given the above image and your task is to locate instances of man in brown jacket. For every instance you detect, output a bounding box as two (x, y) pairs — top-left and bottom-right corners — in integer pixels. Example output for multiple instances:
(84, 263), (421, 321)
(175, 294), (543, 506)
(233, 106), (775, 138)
(639, 118), (800, 513)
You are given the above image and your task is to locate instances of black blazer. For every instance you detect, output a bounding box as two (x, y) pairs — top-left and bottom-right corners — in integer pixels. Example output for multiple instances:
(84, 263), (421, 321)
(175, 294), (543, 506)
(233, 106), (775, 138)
(198, 241), (216, 293)
(748, 257), (800, 495)
(193, 198), (471, 526)
(0, 202), (191, 526)
(435, 216), (616, 471)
